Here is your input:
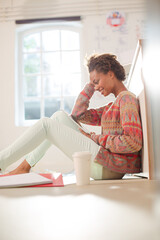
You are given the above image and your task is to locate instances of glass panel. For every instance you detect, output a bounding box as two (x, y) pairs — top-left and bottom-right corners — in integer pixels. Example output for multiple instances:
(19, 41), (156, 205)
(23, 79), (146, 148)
(63, 73), (81, 96)
(128, 48), (143, 96)
(61, 30), (79, 50)
(24, 76), (41, 97)
(64, 96), (77, 114)
(62, 51), (80, 73)
(42, 30), (60, 51)
(24, 53), (41, 74)
(23, 33), (40, 52)
(24, 99), (40, 120)
(44, 98), (61, 117)
(43, 75), (61, 97)
(42, 52), (61, 73)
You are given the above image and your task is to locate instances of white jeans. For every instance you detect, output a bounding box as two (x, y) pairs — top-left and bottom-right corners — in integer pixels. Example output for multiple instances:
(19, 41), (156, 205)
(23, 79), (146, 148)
(0, 111), (103, 179)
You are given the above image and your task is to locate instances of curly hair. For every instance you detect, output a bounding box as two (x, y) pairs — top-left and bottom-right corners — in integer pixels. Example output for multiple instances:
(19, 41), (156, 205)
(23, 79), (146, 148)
(86, 53), (126, 81)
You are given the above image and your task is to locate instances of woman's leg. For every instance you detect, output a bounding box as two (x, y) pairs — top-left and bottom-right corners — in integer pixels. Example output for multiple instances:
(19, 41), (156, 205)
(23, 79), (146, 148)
(1, 111), (80, 174)
(0, 111), (100, 178)
(0, 111), (75, 171)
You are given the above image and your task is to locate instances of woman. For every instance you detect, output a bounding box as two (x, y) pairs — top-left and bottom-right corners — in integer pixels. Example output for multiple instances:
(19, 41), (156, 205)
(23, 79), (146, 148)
(0, 54), (143, 180)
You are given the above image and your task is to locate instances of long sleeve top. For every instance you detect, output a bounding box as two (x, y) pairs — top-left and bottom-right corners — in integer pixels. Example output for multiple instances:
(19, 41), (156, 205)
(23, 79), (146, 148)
(71, 83), (143, 173)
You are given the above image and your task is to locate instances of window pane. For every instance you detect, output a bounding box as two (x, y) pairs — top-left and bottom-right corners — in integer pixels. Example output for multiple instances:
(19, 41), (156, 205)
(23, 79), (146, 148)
(61, 30), (79, 50)
(24, 76), (41, 97)
(62, 51), (80, 72)
(24, 100), (40, 120)
(64, 96), (76, 114)
(24, 53), (41, 74)
(45, 98), (61, 117)
(42, 52), (61, 73)
(42, 30), (60, 51)
(43, 75), (61, 97)
(63, 73), (81, 96)
(23, 33), (40, 52)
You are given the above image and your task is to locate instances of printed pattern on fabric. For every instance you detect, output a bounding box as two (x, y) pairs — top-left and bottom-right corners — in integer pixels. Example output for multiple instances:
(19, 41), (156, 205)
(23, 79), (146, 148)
(71, 83), (143, 173)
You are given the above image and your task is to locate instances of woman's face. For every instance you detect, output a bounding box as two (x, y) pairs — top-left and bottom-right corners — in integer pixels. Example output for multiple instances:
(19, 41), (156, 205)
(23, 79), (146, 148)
(90, 70), (114, 97)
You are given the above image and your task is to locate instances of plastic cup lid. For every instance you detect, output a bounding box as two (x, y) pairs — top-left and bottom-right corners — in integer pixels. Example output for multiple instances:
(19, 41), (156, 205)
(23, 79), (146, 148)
(72, 151), (92, 158)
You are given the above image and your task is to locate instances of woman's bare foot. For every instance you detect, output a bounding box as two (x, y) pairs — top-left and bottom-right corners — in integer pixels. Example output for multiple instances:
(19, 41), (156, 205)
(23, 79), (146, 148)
(8, 160), (31, 175)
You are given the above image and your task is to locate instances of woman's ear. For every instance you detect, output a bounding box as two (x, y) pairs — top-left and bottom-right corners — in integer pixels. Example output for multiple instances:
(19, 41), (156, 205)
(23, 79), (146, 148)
(109, 71), (114, 78)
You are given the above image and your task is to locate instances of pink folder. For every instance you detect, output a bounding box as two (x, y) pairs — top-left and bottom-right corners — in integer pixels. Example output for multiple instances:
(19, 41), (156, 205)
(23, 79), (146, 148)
(29, 173), (64, 187)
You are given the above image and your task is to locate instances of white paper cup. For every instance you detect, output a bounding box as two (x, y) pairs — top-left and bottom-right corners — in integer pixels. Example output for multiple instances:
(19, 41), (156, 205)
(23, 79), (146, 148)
(72, 151), (91, 186)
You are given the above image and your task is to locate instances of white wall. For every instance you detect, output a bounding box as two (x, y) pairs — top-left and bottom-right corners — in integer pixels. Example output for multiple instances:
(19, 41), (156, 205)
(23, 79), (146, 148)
(0, 0), (146, 173)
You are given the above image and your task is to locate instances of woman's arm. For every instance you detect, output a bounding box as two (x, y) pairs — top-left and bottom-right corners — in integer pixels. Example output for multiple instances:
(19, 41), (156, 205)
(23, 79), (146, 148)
(89, 95), (143, 153)
(71, 83), (105, 126)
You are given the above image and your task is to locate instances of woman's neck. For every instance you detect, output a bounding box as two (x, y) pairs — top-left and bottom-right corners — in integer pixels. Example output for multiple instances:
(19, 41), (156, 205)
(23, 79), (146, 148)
(113, 81), (128, 97)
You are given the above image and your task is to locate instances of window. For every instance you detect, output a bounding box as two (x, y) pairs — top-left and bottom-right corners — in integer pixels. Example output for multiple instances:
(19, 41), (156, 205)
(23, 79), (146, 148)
(16, 22), (82, 126)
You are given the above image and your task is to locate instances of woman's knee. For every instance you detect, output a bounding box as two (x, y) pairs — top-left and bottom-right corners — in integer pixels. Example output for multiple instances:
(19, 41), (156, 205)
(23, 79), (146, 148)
(50, 110), (68, 121)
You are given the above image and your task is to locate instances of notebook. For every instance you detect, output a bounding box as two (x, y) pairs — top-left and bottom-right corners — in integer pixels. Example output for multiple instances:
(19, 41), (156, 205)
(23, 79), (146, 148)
(0, 172), (53, 188)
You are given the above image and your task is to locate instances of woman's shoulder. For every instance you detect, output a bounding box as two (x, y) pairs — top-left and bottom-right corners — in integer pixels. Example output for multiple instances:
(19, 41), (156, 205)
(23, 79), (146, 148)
(116, 90), (139, 106)
(118, 90), (136, 98)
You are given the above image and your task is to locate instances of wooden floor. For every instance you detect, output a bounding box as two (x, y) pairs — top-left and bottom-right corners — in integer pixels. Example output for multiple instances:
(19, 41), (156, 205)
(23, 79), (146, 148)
(0, 177), (160, 240)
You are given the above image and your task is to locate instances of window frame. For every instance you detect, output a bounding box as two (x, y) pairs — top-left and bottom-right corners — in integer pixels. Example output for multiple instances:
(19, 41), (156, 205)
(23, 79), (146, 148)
(15, 21), (82, 126)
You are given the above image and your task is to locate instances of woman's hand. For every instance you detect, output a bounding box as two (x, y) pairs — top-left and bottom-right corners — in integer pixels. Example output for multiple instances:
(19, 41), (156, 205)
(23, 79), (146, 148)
(79, 128), (95, 139)
(89, 71), (96, 87)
